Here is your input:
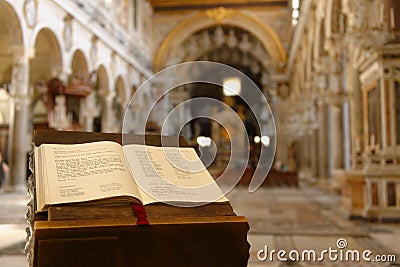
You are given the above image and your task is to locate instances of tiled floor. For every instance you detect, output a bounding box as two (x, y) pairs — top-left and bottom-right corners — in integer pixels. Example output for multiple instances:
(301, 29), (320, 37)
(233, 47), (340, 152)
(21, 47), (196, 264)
(227, 185), (400, 266)
(0, 191), (29, 267)
(1, 184), (400, 266)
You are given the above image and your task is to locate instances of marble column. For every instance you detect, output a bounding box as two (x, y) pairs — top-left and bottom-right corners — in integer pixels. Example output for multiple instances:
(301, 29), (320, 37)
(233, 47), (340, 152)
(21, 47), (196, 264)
(101, 91), (116, 133)
(6, 47), (34, 192)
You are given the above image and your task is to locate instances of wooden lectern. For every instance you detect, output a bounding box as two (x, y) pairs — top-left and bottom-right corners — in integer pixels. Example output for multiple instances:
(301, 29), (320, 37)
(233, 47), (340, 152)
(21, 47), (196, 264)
(27, 130), (250, 267)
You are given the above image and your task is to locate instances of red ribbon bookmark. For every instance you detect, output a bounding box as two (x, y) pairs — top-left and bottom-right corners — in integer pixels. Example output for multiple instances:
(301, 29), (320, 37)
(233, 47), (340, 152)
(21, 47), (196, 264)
(131, 203), (149, 225)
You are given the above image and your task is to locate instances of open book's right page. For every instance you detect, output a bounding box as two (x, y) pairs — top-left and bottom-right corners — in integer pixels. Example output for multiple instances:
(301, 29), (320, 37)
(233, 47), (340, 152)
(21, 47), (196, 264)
(123, 144), (228, 205)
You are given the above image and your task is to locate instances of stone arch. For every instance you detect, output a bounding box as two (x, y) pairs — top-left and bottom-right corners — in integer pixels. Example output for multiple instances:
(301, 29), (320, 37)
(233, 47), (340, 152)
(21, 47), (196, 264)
(0, 0), (24, 84)
(29, 28), (64, 128)
(115, 75), (129, 103)
(62, 48), (93, 129)
(96, 65), (110, 93)
(83, 64), (110, 132)
(70, 49), (89, 79)
(94, 63), (112, 92)
(175, 25), (273, 90)
(29, 28), (63, 84)
(113, 75), (127, 130)
(2, 0), (27, 44)
(154, 10), (286, 72)
(29, 21), (66, 65)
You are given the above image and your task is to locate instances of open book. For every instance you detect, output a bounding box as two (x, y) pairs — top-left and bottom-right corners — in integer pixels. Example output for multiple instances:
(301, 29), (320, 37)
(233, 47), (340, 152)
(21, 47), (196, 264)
(34, 141), (228, 212)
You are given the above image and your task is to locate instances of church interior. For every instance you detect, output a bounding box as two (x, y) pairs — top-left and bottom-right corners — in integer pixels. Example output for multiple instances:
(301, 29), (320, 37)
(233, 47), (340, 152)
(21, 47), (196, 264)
(1, 0), (400, 266)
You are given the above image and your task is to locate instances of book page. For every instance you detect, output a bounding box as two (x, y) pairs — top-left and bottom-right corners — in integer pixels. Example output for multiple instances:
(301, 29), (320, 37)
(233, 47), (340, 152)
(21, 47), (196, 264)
(123, 144), (228, 205)
(38, 141), (141, 210)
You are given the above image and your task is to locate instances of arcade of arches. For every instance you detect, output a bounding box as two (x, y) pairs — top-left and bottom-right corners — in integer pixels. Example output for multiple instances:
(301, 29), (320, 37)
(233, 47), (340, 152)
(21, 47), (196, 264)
(0, 0), (400, 222)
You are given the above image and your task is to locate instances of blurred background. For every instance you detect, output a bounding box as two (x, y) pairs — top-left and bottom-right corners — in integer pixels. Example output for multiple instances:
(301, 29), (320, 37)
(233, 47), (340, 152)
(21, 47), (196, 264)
(0, 0), (400, 266)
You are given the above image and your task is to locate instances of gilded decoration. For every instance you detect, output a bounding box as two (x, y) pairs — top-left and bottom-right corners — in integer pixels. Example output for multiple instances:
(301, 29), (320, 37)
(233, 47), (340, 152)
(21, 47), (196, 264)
(205, 7), (234, 24)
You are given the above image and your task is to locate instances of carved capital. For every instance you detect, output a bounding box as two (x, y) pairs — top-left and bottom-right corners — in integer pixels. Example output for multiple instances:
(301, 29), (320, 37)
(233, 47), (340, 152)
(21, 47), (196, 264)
(12, 46), (35, 64)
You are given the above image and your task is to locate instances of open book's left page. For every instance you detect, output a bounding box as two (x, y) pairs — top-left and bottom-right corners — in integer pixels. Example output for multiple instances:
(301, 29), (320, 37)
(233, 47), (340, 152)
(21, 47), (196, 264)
(35, 141), (141, 212)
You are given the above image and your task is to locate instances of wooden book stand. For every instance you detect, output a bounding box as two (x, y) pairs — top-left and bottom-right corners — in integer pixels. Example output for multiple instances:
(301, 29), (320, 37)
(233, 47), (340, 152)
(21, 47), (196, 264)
(27, 130), (250, 267)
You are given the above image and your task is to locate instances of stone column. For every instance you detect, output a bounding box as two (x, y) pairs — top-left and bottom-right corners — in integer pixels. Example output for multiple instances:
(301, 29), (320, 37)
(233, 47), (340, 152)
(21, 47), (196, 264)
(310, 128), (318, 179)
(83, 115), (94, 132)
(329, 104), (344, 169)
(58, 69), (71, 85)
(304, 133), (312, 177)
(274, 95), (291, 170)
(297, 135), (306, 177)
(101, 91), (116, 133)
(81, 92), (100, 132)
(342, 100), (352, 170)
(317, 101), (329, 182)
(162, 93), (170, 135)
(121, 99), (129, 122)
(346, 55), (363, 168)
(6, 47), (34, 192)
